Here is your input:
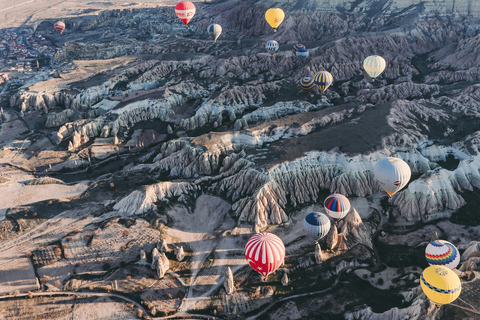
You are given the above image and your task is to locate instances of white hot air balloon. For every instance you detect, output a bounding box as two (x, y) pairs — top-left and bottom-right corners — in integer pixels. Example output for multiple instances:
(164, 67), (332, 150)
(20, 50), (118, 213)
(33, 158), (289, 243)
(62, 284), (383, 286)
(207, 23), (222, 42)
(363, 55), (386, 81)
(374, 157), (411, 197)
(425, 240), (460, 270)
(303, 212), (331, 240)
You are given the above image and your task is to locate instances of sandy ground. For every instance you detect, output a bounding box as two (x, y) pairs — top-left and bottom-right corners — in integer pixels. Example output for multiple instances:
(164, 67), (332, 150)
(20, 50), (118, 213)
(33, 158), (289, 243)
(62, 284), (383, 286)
(0, 0), (175, 29)
(0, 250), (38, 295)
(0, 180), (89, 218)
(162, 194), (251, 312)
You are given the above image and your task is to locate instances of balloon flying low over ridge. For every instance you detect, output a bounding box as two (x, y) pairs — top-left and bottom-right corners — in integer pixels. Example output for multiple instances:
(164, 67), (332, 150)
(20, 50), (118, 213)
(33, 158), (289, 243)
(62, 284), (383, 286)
(363, 55), (386, 81)
(207, 24), (222, 42)
(324, 193), (351, 220)
(420, 265), (461, 306)
(175, 1), (196, 27)
(303, 212), (331, 240)
(314, 71), (333, 93)
(265, 8), (285, 32)
(244, 232), (285, 278)
(425, 240), (460, 270)
(54, 21), (66, 35)
(300, 77), (315, 92)
(265, 40), (279, 56)
(374, 157), (411, 197)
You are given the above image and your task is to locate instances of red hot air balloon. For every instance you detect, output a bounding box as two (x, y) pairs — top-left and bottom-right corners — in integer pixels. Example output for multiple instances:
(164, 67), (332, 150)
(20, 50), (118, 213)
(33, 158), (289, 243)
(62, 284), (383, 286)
(175, 1), (196, 27)
(244, 232), (285, 278)
(54, 21), (66, 35)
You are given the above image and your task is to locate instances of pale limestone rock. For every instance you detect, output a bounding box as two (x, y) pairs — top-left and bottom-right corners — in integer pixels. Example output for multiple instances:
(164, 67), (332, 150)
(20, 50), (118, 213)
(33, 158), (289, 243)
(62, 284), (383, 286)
(281, 273), (289, 287)
(224, 267), (234, 295)
(156, 253), (170, 279)
(315, 242), (323, 264)
(175, 246), (184, 262)
(157, 239), (169, 253)
(139, 250), (146, 262)
(151, 248), (159, 269)
(326, 223), (338, 251)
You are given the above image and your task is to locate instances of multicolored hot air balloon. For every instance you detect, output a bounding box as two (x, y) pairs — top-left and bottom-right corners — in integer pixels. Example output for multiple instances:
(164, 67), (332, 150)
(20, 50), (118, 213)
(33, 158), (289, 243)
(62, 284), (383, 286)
(420, 265), (461, 306)
(426, 240), (460, 270)
(54, 21), (66, 35)
(292, 44), (305, 55)
(374, 157), (411, 197)
(175, 1), (196, 27)
(265, 8), (284, 32)
(207, 24), (222, 42)
(265, 40), (279, 56)
(244, 232), (285, 278)
(300, 77), (315, 92)
(314, 71), (333, 94)
(296, 48), (309, 62)
(303, 212), (331, 240)
(363, 55), (386, 81)
(324, 193), (351, 220)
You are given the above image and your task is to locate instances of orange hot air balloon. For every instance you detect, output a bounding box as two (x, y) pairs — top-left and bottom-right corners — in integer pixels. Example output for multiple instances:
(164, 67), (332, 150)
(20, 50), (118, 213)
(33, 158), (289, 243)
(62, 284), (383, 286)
(54, 21), (66, 35)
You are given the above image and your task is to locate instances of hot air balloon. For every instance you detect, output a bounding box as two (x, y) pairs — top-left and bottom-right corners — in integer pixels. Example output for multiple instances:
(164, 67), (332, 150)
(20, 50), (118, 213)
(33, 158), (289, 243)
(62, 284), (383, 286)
(314, 71), (333, 94)
(54, 21), (65, 35)
(420, 265), (461, 306)
(300, 77), (315, 92)
(374, 157), (411, 197)
(426, 240), (460, 270)
(303, 212), (331, 240)
(324, 193), (351, 221)
(265, 8), (284, 32)
(175, 1), (196, 27)
(296, 48), (309, 62)
(363, 55), (386, 81)
(265, 40), (279, 56)
(244, 232), (285, 278)
(207, 24), (222, 42)
(292, 44), (305, 55)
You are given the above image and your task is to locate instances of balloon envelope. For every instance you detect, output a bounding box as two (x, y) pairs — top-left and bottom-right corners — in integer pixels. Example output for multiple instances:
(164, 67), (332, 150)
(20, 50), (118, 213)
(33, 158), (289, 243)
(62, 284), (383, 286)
(363, 55), (386, 80)
(425, 240), (460, 270)
(244, 232), (285, 278)
(300, 77), (315, 92)
(314, 71), (333, 93)
(292, 44), (305, 55)
(175, 1), (196, 26)
(207, 24), (222, 42)
(420, 265), (461, 305)
(54, 21), (65, 34)
(265, 8), (285, 32)
(265, 40), (279, 55)
(303, 212), (331, 240)
(296, 48), (309, 62)
(324, 194), (351, 220)
(374, 157), (411, 197)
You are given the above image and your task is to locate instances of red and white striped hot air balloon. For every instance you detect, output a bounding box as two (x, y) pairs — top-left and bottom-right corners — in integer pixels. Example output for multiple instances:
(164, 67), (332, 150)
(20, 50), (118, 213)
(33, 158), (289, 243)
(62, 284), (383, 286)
(175, 1), (196, 27)
(244, 232), (285, 278)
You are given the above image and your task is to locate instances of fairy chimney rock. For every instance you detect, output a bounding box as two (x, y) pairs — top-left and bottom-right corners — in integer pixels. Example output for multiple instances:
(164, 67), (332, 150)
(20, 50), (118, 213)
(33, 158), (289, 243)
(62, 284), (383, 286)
(157, 239), (169, 253)
(175, 246), (185, 261)
(315, 242), (323, 264)
(282, 273), (289, 286)
(156, 253), (170, 279)
(326, 223), (338, 251)
(151, 248), (159, 269)
(224, 267), (235, 295)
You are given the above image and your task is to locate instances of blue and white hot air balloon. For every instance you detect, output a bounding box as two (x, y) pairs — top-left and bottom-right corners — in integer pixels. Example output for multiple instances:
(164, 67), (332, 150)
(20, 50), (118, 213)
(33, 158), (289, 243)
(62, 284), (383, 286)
(265, 40), (279, 56)
(303, 212), (331, 240)
(363, 55), (386, 81)
(296, 48), (309, 62)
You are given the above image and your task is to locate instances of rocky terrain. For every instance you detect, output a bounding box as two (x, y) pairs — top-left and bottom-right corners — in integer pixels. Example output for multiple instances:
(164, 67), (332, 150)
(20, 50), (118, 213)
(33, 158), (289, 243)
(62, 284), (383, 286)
(1, 0), (480, 319)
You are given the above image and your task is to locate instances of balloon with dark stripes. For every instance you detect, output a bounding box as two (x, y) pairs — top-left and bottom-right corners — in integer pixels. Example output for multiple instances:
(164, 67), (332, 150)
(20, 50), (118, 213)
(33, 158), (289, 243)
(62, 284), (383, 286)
(244, 232), (285, 278)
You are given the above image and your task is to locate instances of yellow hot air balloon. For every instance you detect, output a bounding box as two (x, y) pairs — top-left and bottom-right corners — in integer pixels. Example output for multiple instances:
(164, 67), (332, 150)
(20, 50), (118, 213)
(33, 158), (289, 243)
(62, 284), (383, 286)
(420, 265), (461, 306)
(265, 8), (284, 32)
